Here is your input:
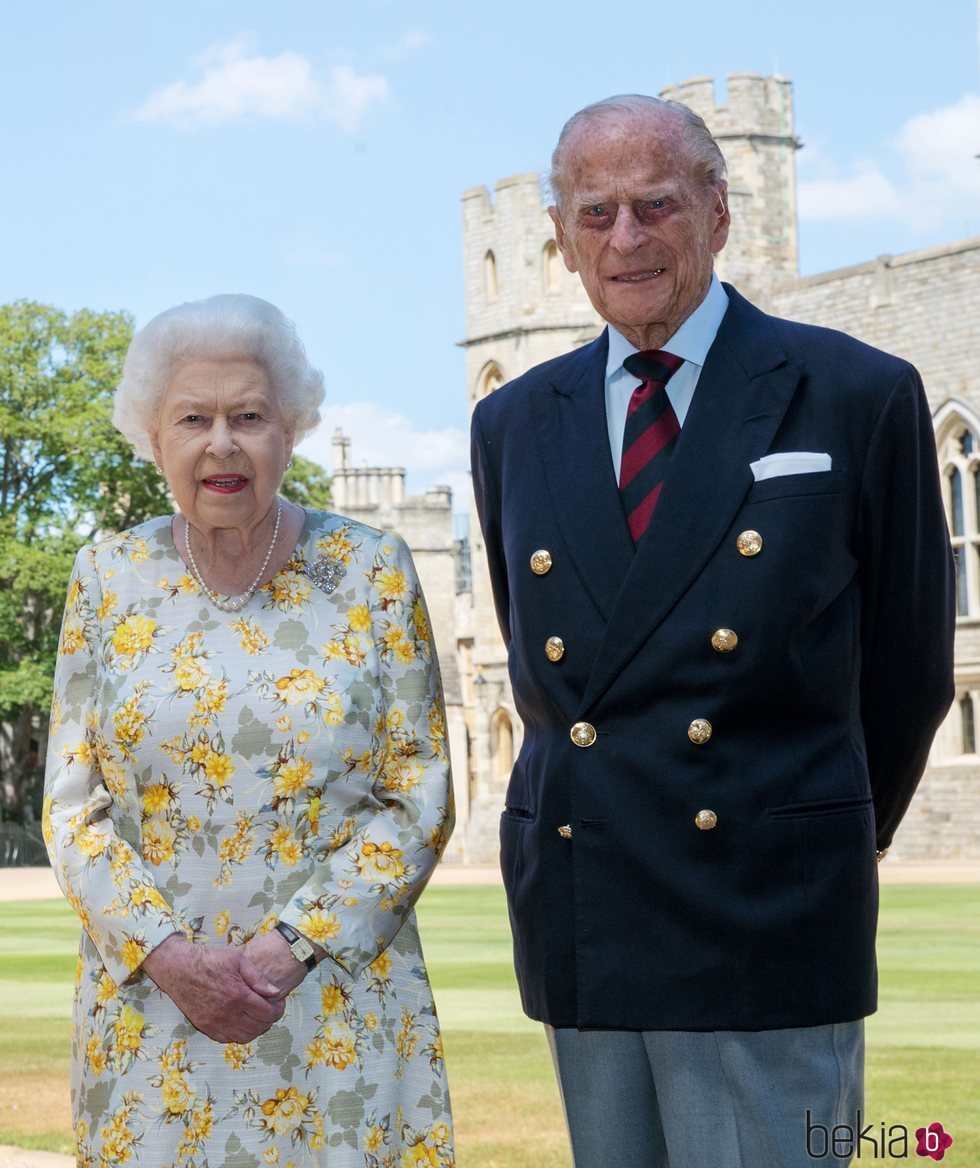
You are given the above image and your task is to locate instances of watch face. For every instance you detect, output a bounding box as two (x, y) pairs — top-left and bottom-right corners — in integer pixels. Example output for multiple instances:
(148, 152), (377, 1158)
(278, 922), (314, 965)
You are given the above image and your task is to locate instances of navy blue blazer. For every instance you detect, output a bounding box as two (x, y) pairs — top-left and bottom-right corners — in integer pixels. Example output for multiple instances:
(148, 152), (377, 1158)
(470, 285), (955, 1031)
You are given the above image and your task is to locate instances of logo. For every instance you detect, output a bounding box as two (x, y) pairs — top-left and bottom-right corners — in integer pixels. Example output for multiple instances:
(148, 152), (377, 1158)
(806, 1112), (955, 1160)
(916, 1124), (954, 1161)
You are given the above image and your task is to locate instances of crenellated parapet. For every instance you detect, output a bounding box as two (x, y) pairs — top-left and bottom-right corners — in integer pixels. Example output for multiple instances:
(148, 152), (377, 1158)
(659, 73), (800, 305)
(461, 174), (600, 412)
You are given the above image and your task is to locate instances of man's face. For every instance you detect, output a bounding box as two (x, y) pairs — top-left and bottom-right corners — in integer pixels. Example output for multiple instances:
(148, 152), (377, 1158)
(549, 113), (729, 350)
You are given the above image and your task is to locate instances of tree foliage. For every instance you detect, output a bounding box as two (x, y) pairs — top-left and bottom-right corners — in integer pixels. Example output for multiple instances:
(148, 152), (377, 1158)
(281, 455), (332, 511)
(0, 300), (174, 817)
(0, 302), (170, 541)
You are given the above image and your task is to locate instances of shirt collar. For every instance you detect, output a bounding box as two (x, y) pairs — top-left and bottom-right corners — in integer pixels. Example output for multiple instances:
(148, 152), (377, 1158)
(605, 274), (729, 379)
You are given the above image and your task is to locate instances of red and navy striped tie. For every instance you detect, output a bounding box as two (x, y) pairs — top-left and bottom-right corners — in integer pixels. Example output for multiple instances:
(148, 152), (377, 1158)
(619, 350), (684, 542)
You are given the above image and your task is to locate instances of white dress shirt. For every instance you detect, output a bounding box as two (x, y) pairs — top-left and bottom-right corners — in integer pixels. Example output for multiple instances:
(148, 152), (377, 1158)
(605, 275), (729, 479)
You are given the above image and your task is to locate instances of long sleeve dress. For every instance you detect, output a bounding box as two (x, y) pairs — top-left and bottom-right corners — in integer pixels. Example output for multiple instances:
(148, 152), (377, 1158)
(43, 510), (455, 1168)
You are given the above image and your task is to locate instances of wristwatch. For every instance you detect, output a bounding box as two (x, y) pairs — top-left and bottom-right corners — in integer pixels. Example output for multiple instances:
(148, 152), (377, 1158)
(275, 921), (317, 970)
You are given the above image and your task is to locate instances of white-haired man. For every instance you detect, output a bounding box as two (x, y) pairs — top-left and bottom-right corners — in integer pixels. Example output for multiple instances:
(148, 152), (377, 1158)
(471, 95), (954, 1167)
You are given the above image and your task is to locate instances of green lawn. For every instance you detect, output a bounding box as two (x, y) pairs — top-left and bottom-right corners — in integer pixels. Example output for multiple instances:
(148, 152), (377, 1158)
(1, 884), (977, 1165)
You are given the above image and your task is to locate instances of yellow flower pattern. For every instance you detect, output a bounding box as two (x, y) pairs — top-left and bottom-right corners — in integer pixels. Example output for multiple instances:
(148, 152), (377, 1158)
(44, 513), (454, 1166)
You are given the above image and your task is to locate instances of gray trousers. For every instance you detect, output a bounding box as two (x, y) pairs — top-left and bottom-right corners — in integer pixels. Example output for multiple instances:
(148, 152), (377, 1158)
(546, 1020), (864, 1168)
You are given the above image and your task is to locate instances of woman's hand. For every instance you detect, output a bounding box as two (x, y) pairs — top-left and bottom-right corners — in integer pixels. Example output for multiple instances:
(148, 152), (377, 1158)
(142, 934), (286, 1044)
(240, 928), (325, 1002)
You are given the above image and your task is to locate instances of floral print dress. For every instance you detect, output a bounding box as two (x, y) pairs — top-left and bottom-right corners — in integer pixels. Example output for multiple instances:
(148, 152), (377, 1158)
(43, 511), (455, 1168)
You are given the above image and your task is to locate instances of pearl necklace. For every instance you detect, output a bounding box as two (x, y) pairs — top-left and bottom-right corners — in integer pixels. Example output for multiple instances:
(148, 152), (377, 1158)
(183, 500), (283, 613)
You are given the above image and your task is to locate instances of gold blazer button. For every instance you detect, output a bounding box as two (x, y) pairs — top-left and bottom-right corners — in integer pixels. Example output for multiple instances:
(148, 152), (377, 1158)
(570, 721), (597, 748)
(711, 628), (739, 653)
(530, 549), (553, 575)
(545, 636), (565, 662)
(688, 719), (713, 744)
(736, 530), (763, 557)
(695, 809), (719, 831)
(558, 824), (573, 840)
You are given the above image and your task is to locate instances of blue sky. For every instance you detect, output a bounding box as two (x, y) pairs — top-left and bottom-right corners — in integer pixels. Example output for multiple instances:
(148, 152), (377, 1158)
(3, 1), (978, 509)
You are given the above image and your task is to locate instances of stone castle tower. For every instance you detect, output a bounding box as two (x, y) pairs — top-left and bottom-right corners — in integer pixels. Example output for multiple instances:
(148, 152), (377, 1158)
(457, 74), (803, 858)
(660, 74), (799, 305)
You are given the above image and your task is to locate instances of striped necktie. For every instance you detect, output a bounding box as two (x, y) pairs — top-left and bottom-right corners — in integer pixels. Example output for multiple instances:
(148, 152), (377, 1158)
(619, 350), (684, 542)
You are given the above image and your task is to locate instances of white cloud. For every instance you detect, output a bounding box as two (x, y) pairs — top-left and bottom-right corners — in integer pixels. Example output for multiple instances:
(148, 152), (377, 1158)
(297, 402), (470, 511)
(797, 165), (903, 222)
(380, 28), (431, 60)
(323, 65), (389, 134)
(895, 94), (980, 185)
(133, 35), (388, 132)
(798, 93), (980, 228)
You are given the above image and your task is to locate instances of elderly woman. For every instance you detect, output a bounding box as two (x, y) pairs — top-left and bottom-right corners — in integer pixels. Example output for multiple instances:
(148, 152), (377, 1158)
(43, 294), (455, 1167)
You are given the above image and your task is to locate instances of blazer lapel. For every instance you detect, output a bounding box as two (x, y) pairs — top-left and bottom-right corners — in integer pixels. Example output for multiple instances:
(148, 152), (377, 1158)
(581, 289), (803, 710)
(531, 331), (635, 621)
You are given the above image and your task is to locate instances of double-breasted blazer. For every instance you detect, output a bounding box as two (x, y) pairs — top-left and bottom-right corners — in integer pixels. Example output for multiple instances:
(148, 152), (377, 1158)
(470, 285), (955, 1032)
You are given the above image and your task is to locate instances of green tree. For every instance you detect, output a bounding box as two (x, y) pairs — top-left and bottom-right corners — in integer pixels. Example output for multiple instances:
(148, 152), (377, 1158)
(0, 301), (169, 820)
(281, 454), (332, 511)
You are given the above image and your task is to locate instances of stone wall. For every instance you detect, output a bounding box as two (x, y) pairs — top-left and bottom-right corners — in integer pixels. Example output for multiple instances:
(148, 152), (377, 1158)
(771, 239), (980, 412)
(893, 767), (979, 859)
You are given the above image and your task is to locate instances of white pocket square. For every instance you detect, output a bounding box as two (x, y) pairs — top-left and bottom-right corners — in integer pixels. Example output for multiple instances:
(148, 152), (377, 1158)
(750, 452), (832, 481)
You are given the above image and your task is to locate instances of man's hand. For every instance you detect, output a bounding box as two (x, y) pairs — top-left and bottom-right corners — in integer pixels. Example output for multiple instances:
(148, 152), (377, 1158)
(142, 934), (286, 1044)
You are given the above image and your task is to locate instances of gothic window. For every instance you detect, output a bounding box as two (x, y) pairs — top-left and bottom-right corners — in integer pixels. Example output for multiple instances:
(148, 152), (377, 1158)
(491, 709), (514, 786)
(543, 240), (561, 291)
(476, 362), (504, 400)
(933, 686), (979, 760)
(937, 411), (980, 619)
(484, 250), (498, 301)
(960, 694), (976, 754)
(950, 468), (964, 536)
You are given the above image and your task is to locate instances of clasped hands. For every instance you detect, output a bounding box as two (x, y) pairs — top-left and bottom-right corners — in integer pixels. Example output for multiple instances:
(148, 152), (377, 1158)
(142, 927), (323, 1045)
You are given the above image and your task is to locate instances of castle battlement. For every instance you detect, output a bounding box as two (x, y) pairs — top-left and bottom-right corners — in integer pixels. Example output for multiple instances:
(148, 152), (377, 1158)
(461, 172), (597, 361)
(660, 73), (796, 144)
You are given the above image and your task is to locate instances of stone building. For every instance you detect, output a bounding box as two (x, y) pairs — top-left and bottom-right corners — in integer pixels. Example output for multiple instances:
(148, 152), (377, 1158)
(341, 73), (980, 861)
(329, 430), (472, 859)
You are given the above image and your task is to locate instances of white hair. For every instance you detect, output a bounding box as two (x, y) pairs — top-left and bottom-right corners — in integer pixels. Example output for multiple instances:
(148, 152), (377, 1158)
(549, 94), (728, 215)
(113, 293), (325, 461)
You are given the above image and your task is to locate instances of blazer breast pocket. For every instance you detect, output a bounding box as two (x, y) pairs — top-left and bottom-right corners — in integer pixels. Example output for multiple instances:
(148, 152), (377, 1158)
(745, 468), (847, 504)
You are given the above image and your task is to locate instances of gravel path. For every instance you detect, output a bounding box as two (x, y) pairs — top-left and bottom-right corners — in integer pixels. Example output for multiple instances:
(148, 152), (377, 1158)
(3, 858), (978, 904)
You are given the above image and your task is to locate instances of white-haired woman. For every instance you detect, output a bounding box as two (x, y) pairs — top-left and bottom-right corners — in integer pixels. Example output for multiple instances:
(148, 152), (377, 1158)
(44, 294), (455, 1167)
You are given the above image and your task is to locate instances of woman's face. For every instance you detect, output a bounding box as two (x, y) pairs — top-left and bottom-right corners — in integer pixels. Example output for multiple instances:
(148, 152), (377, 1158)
(150, 357), (294, 535)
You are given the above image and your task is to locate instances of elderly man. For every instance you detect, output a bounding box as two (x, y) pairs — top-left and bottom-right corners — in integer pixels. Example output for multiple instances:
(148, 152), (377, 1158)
(470, 96), (954, 1168)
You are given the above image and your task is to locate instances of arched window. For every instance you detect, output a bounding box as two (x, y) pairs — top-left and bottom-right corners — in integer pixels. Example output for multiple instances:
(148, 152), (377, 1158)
(491, 709), (514, 786)
(543, 240), (561, 291)
(936, 405), (980, 619)
(476, 361), (504, 400)
(484, 250), (498, 301)
(950, 467), (964, 536)
(960, 694), (976, 754)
